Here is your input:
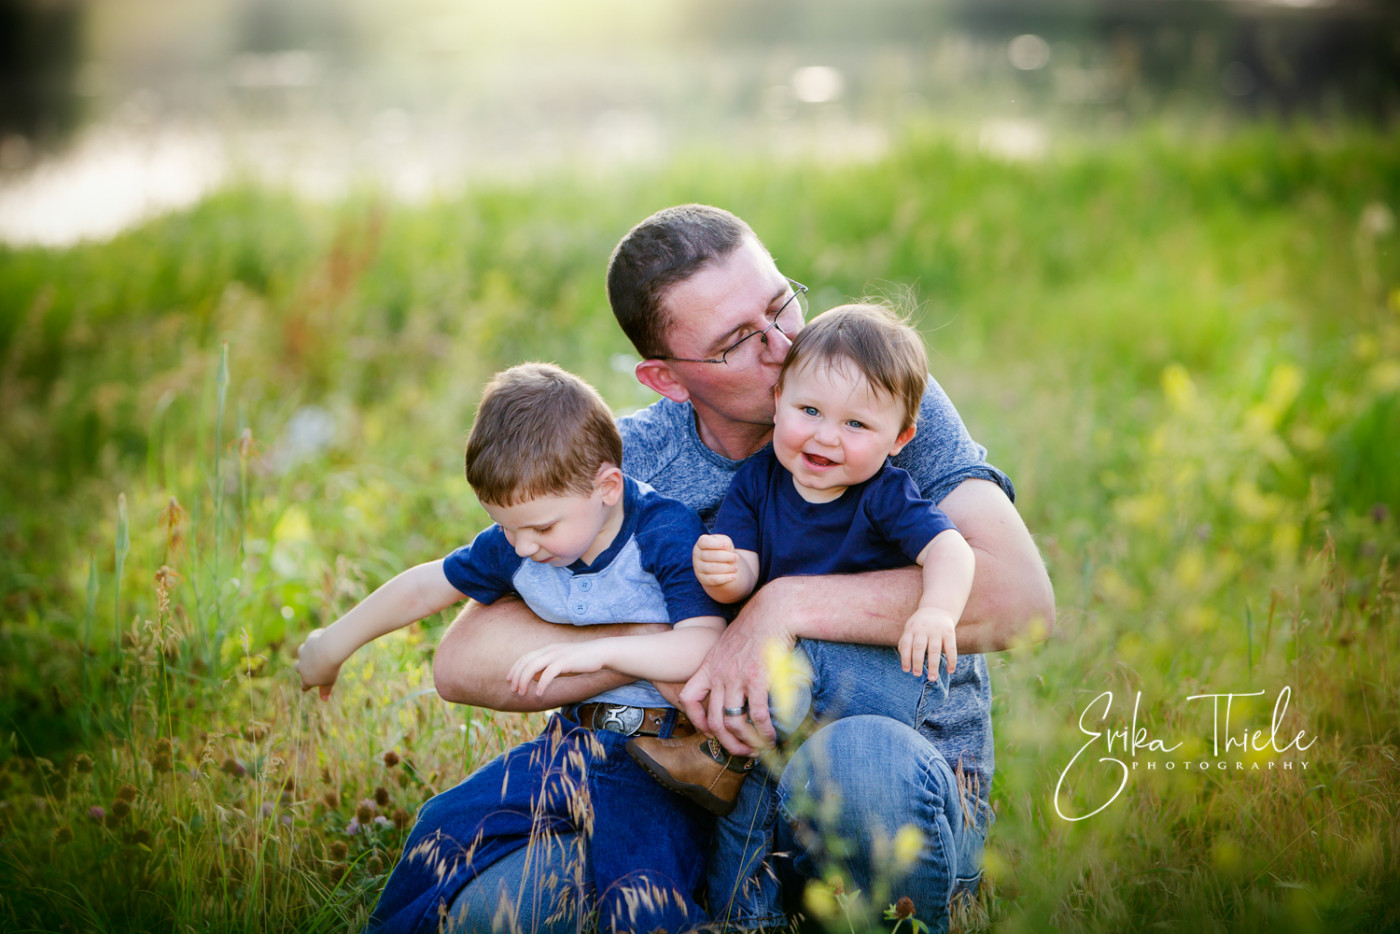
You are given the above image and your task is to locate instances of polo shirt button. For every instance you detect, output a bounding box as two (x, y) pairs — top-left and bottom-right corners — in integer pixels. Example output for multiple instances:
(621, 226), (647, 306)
(579, 580), (592, 592)
(574, 603), (587, 614)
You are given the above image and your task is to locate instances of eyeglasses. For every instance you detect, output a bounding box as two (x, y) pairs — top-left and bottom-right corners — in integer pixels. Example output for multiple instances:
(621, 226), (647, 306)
(656, 278), (808, 370)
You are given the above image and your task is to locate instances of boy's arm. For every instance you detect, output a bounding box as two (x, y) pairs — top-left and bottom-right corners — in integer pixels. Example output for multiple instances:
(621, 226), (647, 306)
(507, 616), (726, 698)
(297, 561), (466, 698)
(900, 529), (976, 678)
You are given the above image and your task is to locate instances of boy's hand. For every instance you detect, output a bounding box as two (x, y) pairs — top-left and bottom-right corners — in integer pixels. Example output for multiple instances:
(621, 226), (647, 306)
(899, 607), (958, 679)
(507, 641), (609, 698)
(693, 534), (740, 588)
(296, 629), (343, 700)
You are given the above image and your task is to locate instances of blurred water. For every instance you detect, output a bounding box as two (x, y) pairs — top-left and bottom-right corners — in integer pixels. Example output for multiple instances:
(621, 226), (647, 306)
(1, 0), (1394, 247)
(0, 126), (224, 245)
(0, 42), (935, 245)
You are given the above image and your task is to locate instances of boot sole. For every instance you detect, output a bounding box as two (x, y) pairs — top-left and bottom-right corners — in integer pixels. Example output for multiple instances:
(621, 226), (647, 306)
(626, 741), (739, 816)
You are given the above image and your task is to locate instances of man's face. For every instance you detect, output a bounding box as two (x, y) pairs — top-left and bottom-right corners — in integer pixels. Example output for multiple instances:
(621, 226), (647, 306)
(657, 237), (805, 432)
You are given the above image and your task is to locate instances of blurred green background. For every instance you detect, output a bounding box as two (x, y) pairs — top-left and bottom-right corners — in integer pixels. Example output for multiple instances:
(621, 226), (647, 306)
(0, 2), (1398, 932)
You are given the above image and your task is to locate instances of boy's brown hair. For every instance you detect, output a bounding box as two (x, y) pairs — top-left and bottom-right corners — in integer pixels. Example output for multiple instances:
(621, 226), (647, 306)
(465, 362), (623, 506)
(776, 304), (928, 430)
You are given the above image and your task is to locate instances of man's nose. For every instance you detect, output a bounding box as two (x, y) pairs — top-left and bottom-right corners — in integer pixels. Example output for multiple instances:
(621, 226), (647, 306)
(762, 323), (794, 362)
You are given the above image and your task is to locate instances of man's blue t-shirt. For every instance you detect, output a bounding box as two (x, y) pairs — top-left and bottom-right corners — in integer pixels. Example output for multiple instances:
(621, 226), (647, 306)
(440, 476), (724, 709)
(715, 448), (958, 586)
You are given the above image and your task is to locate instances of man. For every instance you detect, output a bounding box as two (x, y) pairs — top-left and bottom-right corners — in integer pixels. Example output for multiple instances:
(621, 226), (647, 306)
(430, 204), (1054, 931)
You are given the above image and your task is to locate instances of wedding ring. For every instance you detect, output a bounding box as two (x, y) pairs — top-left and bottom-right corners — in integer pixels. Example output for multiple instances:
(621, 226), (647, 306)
(722, 705), (748, 718)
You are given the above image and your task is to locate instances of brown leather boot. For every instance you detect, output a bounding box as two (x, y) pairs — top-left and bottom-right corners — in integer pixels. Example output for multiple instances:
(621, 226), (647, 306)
(627, 732), (755, 816)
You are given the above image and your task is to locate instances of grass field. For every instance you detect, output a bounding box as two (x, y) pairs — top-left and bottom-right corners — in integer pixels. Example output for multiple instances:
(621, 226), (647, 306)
(0, 121), (1397, 932)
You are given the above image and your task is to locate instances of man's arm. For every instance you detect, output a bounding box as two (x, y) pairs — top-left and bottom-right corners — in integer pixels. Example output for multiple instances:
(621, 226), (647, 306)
(433, 596), (669, 712)
(940, 477), (1055, 647)
(682, 477), (1054, 752)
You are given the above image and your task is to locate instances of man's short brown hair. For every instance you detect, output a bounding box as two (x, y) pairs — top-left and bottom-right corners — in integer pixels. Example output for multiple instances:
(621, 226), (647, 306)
(776, 304), (928, 431)
(465, 363), (623, 506)
(606, 204), (757, 360)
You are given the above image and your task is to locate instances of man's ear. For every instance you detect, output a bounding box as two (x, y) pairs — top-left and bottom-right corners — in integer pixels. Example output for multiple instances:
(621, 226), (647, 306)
(595, 464), (625, 505)
(635, 358), (690, 404)
(889, 422), (918, 457)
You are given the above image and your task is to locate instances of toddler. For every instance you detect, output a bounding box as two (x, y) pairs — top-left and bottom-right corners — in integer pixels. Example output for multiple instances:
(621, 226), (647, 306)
(628, 304), (974, 815)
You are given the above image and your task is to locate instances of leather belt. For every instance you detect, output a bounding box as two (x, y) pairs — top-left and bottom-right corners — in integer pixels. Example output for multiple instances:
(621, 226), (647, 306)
(567, 703), (695, 738)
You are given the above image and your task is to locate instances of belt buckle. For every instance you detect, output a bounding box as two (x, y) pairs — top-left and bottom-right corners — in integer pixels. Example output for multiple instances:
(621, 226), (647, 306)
(591, 703), (645, 736)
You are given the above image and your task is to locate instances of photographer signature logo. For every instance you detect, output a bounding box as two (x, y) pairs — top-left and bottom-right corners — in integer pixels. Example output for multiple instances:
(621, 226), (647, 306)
(1054, 686), (1316, 821)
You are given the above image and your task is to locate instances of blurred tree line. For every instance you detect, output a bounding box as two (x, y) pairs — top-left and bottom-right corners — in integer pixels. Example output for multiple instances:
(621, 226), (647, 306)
(1, 0), (1397, 157)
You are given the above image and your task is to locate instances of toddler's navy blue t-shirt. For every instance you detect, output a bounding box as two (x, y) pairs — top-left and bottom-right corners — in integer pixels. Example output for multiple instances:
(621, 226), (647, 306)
(714, 447), (958, 586)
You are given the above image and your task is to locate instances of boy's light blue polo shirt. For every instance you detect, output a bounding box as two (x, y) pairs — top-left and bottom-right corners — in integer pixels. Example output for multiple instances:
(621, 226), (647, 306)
(440, 475), (724, 709)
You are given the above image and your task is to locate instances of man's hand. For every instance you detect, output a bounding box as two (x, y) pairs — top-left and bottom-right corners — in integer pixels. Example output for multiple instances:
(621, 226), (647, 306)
(507, 641), (609, 698)
(680, 581), (795, 755)
(899, 607), (958, 679)
(693, 534), (740, 588)
(296, 628), (343, 700)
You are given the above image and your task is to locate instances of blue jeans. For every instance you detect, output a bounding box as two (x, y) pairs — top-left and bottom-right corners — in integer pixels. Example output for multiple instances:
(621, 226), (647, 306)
(707, 640), (986, 933)
(443, 831), (582, 933)
(367, 713), (709, 934)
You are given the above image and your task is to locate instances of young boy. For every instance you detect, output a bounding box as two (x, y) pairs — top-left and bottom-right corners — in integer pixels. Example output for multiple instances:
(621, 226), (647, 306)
(295, 362), (726, 934)
(627, 304), (975, 815)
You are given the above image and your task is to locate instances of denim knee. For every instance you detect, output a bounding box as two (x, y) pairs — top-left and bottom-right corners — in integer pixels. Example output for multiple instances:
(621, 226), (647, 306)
(776, 716), (978, 932)
(798, 640), (948, 728)
(447, 834), (584, 934)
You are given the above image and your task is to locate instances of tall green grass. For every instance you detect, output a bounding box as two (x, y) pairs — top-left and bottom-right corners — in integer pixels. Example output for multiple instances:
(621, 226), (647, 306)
(0, 123), (1396, 932)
